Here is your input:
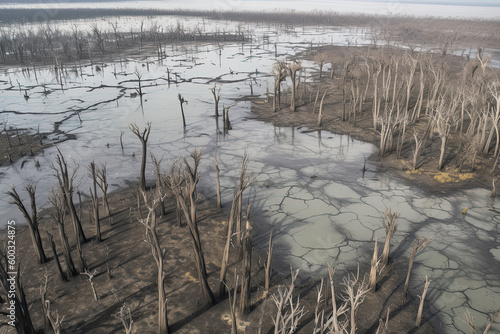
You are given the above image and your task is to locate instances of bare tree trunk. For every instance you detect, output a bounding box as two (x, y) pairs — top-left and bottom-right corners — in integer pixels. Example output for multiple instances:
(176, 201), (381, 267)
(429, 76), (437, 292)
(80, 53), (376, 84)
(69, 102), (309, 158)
(438, 135), (448, 170)
(381, 209), (399, 267)
(239, 221), (252, 315)
(369, 240), (379, 292)
(140, 190), (169, 334)
(229, 271), (239, 334)
(214, 154), (222, 209)
(264, 229), (274, 293)
(89, 161), (101, 242)
(81, 269), (99, 302)
(97, 163), (112, 222)
(412, 132), (423, 170)
(403, 238), (432, 297)
(7, 185), (47, 264)
(53, 148), (87, 244)
(41, 274), (63, 334)
(288, 61), (301, 112)
(272, 61), (287, 112)
(415, 276), (431, 327)
(151, 155), (166, 216)
(317, 86), (331, 127)
(211, 85), (220, 118)
(178, 94), (187, 128)
(129, 122), (151, 191)
(49, 189), (78, 278)
(168, 150), (215, 308)
(218, 154), (251, 298)
(47, 233), (67, 282)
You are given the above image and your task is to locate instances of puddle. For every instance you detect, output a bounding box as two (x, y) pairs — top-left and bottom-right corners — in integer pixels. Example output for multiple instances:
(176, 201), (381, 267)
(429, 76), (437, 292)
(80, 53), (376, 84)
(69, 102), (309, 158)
(0, 16), (499, 334)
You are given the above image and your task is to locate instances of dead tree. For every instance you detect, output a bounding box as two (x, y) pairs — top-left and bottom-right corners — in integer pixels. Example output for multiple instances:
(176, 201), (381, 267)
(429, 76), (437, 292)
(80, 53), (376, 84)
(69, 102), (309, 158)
(488, 82), (500, 158)
(378, 108), (397, 159)
(114, 304), (134, 334)
(129, 122), (151, 191)
(41, 273), (64, 334)
(272, 60), (287, 111)
(476, 48), (491, 75)
(425, 62), (445, 117)
(264, 228), (274, 294)
(47, 233), (67, 282)
(272, 268), (306, 334)
(178, 94), (188, 128)
(218, 154), (251, 299)
(96, 163), (112, 221)
(49, 188), (78, 278)
(342, 266), (370, 334)
(140, 190), (169, 334)
(288, 61), (302, 112)
(211, 85), (221, 118)
(151, 154), (166, 216)
(7, 185), (47, 264)
(223, 105), (232, 133)
(368, 240), (380, 292)
(403, 238), (432, 297)
(415, 275), (431, 327)
(412, 131), (424, 171)
(239, 221), (252, 315)
(320, 266), (349, 333)
(75, 233), (88, 273)
(88, 161), (101, 242)
(371, 58), (382, 130)
(381, 209), (399, 267)
(120, 130), (125, 151)
(375, 309), (390, 334)
(314, 52), (328, 79)
(168, 150), (215, 308)
(235, 153), (250, 247)
(463, 308), (500, 334)
(53, 148), (87, 244)
(134, 68), (144, 98)
(227, 270), (239, 334)
(81, 269), (99, 302)
(317, 86), (331, 127)
(214, 153), (222, 209)
(313, 278), (324, 333)
(0, 255), (35, 334)
(434, 97), (456, 170)
(341, 54), (353, 122)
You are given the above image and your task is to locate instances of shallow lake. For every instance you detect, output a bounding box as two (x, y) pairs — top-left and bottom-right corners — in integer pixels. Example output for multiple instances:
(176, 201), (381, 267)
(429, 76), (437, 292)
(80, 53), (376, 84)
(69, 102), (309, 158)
(0, 16), (499, 333)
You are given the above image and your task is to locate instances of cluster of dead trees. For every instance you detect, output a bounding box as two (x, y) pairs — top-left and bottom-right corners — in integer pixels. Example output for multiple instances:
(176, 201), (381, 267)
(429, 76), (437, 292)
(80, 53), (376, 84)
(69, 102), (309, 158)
(3, 144), (114, 332)
(275, 45), (500, 173)
(272, 60), (302, 112)
(132, 141), (256, 333)
(0, 20), (247, 65)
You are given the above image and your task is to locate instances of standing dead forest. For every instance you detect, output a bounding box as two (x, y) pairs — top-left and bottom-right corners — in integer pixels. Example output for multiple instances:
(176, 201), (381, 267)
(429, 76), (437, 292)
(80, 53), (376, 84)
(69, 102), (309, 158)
(0, 5), (500, 334)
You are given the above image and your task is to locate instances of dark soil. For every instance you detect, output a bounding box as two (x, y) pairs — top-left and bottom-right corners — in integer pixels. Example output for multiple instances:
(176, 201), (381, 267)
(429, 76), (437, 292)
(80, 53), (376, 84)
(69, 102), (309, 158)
(1, 182), (434, 333)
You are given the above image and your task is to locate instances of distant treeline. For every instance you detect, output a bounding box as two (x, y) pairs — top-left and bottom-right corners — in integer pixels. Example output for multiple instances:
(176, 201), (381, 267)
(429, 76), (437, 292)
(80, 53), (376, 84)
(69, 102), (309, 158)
(0, 8), (498, 47)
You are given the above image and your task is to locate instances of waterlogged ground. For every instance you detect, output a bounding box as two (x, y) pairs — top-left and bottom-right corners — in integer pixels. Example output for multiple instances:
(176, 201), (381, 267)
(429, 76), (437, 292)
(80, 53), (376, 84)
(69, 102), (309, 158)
(0, 17), (499, 333)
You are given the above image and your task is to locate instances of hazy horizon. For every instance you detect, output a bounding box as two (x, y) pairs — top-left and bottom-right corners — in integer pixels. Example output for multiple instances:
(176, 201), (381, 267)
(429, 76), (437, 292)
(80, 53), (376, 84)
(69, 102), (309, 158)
(0, 0), (499, 19)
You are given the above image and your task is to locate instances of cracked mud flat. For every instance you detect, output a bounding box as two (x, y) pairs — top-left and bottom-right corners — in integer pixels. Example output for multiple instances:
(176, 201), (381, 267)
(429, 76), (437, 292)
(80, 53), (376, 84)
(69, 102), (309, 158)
(0, 16), (499, 333)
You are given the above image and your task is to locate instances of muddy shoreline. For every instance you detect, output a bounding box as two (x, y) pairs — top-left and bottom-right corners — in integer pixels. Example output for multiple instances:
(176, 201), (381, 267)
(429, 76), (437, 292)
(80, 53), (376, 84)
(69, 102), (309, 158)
(249, 44), (497, 196)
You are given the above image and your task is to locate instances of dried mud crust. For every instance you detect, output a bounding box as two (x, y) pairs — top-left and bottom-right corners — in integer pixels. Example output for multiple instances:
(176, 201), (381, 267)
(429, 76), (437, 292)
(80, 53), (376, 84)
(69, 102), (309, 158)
(250, 45), (496, 195)
(1, 184), (435, 334)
